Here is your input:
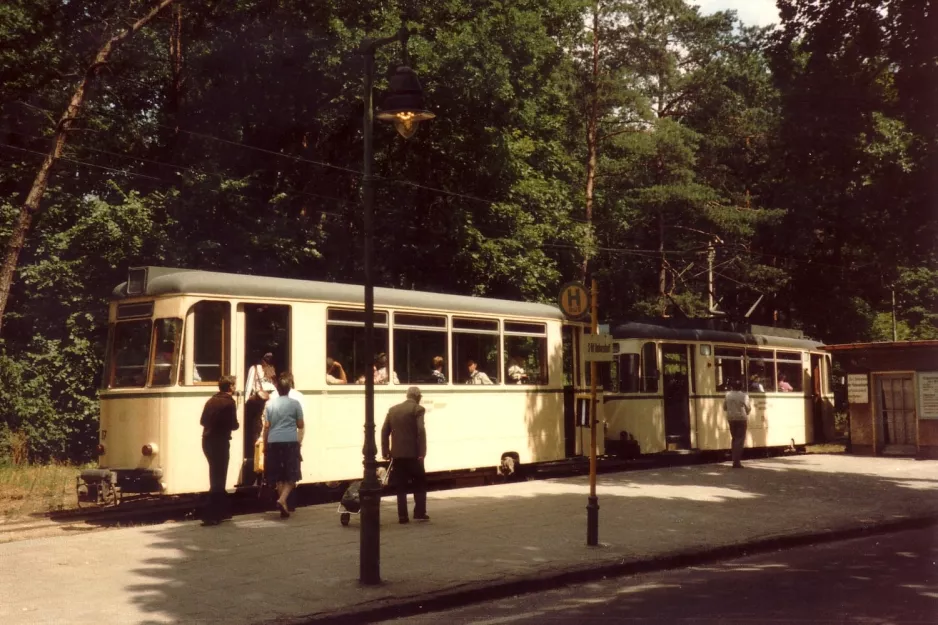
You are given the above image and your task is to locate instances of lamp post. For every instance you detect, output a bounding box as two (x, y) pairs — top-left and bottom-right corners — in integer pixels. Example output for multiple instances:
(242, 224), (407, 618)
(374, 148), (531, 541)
(359, 27), (434, 586)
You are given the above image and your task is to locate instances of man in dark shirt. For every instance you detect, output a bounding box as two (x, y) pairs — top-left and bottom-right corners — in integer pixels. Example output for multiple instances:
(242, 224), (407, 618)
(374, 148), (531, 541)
(200, 375), (239, 525)
(381, 386), (429, 524)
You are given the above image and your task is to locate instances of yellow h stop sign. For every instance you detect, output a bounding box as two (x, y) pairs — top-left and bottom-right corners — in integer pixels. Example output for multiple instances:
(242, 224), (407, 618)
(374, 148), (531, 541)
(558, 281), (589, 320)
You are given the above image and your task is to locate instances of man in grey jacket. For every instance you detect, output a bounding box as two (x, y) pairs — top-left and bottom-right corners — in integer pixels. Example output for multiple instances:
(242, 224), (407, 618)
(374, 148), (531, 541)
(723, 378), (752, 468)
(381, 386), (429, 523)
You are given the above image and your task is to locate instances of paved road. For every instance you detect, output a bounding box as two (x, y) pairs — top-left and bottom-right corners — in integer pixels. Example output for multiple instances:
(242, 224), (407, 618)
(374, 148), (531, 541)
(383, 526), (938, 624)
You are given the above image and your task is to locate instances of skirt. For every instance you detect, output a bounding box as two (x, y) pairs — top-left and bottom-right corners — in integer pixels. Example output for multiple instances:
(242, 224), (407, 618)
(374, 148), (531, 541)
(265, 441), (302, 484)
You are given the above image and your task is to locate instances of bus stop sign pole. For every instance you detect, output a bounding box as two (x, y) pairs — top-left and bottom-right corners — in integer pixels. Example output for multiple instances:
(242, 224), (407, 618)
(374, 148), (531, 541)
(587, 278), (600, 546)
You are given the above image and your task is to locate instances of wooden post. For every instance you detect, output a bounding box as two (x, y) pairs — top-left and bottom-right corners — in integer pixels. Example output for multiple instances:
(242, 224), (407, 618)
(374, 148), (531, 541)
(587, 278), (599, 546)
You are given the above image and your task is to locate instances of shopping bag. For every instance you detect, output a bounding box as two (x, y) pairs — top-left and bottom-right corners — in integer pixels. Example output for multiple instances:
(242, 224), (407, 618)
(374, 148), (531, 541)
(379, 461), (392, 487)
(253, 437), (265, 473)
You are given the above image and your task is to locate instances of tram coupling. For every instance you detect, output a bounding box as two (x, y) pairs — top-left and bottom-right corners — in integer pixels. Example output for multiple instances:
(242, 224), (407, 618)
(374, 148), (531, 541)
(76, 469), (119, 507)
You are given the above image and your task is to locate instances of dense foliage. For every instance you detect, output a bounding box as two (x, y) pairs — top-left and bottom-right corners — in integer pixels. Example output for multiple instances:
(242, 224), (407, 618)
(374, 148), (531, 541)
(0, 0), (934, 461)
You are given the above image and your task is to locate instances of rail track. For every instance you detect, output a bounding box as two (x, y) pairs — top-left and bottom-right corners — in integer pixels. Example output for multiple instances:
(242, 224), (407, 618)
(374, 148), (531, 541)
(0, 449), (774, 544)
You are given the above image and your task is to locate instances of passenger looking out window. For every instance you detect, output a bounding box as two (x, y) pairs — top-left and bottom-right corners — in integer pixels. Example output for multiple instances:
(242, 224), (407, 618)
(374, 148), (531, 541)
(467, 359), (493, 385)
(326, 357), (347, 384)
(374, 353), (399, 385)
(431, 356), (446, 384)
(776, 352), (804, 393)
(507, 357), (528, 383)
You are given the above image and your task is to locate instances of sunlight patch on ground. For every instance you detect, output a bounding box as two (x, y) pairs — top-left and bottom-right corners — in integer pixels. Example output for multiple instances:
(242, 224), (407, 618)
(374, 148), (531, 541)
(430, 479), (760, 503)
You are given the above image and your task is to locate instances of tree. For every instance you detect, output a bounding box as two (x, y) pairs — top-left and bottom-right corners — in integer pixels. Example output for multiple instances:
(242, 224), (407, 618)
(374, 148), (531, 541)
(0, 0), (181, 335)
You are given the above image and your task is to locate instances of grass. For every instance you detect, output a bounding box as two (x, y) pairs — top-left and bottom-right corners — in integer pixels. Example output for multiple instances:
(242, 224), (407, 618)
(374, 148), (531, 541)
(0, 463), (81, 519)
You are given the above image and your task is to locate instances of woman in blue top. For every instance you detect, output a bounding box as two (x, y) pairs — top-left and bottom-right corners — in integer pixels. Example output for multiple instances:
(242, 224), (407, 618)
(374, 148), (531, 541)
(262, 372), (305, 518)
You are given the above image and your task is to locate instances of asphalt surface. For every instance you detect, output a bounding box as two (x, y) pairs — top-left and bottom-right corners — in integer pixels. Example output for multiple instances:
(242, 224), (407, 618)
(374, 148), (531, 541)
(383, 525), (938, 624)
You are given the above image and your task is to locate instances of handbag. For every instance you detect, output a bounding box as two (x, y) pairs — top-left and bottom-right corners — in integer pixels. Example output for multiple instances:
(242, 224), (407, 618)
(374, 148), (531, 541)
(380, 460), (393, 487)
(253, 437), (265, 473)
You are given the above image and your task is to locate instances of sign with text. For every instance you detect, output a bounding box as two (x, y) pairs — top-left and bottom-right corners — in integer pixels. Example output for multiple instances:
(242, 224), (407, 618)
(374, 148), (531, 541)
(558, 281), (589, 320)
(584, 333), (614, 362)
(918, 372), (938, 419)
(847, 373), (869, 404)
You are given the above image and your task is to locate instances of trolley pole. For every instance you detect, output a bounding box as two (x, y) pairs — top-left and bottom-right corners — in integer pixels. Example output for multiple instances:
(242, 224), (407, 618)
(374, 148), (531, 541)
(587, 278), (600, 546)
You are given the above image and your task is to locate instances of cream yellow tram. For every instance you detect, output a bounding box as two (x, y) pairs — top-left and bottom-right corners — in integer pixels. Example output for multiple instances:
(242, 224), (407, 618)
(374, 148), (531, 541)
(80, 267), (592, 502)
(600, 322), (835, 456)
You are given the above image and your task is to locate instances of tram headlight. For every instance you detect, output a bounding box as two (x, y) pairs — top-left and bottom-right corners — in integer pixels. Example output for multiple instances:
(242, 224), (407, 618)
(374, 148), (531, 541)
(141, 443), (159, 457)
(96, 444), (106, 456)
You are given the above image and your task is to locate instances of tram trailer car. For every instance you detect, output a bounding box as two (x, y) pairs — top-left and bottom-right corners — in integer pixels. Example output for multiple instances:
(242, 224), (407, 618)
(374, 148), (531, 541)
(80, 267), (589, 501)
(601, 322), (835, 456)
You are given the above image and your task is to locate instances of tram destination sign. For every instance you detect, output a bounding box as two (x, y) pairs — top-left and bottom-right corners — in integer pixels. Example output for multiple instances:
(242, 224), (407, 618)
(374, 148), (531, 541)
(584, 333), (614, 362)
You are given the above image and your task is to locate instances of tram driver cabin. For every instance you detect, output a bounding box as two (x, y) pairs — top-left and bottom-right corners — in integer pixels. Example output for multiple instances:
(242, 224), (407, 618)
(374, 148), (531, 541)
(83, 267), (834, 501)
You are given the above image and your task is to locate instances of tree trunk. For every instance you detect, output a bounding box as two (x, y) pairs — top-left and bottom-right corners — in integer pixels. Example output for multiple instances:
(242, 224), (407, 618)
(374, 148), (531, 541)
(582, 4), (601, 284)
(658, 212), (667, 317)
(169, 2), (185, 130)
(0, 0), (180, 336)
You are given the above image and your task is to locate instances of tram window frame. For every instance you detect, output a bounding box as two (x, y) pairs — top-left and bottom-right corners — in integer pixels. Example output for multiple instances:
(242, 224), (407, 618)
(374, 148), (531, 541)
(181, 300), (231, 385)
(393, 313), (448, 385)
(617, 353), (641, 393)
(503, 321), (548, 385)
(714, 346), (744, 392)
(775, 351), (804, 393)
(641, 342), (659, 393)
(746, 348), (775, 393)
(150, 318), (182, 387)
(326, 308), (390, 385)
(108, 319), (152, 388)
(452, 316), (500, 384)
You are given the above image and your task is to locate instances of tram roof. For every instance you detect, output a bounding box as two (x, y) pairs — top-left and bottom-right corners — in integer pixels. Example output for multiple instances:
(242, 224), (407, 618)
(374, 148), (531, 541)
(611, 322), (824, 351)
(114, 267), (563, 320)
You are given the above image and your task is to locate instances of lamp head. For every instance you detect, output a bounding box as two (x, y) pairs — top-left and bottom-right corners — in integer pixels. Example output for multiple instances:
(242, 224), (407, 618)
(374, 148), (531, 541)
(376, 65), (435, 139)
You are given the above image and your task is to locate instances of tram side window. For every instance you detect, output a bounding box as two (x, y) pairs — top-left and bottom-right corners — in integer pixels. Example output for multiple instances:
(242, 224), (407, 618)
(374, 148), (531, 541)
(617, 353), (641, 393)
(775, 351), (804, 392)
(642, 342), (659, 393)
(452, 317), (499, 384)
(394, 313), (447, 384)
(109, 320), (152, 388)
(714, 347), (744, 392)
(504, 322), (548, 384)
(183, 301), (231, 384)
(150, 318), (182, 386)
(747, 349), (775, 393)
(326, 308), (389, 384)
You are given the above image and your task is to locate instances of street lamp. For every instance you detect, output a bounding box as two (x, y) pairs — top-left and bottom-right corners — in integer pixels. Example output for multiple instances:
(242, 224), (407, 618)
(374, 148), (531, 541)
(359, 27), (434, 586)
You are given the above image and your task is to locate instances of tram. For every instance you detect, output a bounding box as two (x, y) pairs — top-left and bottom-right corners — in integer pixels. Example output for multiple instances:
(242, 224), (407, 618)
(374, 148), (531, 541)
(601, 322), (834, 456)
(78, 266), (833, 503)
(79, 266), (589, 502)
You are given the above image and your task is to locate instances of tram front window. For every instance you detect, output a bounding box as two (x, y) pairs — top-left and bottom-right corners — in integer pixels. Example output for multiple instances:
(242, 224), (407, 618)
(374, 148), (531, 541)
(150, 318), (182, 386)
(109, 320), (152, 388)
(714, 347), (744, 392)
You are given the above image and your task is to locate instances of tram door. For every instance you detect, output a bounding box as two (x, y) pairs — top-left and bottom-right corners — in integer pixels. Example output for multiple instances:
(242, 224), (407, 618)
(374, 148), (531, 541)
(237, 303), (292, 485)
(662, 344), (691, 450)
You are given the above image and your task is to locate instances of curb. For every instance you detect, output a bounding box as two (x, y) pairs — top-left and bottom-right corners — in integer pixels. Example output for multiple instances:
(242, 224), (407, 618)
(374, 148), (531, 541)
(271, 514), (938, 625)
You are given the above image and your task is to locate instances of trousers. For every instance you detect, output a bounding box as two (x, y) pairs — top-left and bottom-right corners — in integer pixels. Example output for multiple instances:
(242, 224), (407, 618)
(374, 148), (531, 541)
(729, 419), (747, 466)
(391, 457), (427, 520)
(202, 436), (230, 521)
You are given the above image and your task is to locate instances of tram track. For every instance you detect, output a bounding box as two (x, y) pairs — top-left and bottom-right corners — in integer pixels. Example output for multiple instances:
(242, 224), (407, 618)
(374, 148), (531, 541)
(1, 450), (787, 544)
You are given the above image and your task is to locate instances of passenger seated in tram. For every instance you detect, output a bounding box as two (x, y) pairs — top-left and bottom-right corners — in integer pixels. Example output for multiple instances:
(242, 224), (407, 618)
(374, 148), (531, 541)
(777, 373), (794, 392)
(507, 356), (528, 384)
(430, 356), (446, 383)
(749, 374), (765, 393)
(326, 357), (347, 384)
(374, 353), (400, 385)
(467, 359), (494, 385)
